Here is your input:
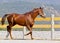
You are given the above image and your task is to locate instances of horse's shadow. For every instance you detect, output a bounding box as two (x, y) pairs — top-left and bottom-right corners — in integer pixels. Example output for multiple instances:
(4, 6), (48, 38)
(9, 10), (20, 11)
(4, 38), (44, 40)
(4, 38), (31, 40)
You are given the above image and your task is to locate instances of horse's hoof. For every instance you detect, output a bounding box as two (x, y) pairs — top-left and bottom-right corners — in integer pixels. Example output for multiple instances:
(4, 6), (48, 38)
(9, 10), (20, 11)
(10, 38), (13, 40)
(24, 34), (27, 36)
(31, 38), (34, 40)
(10, 37), (13, 40)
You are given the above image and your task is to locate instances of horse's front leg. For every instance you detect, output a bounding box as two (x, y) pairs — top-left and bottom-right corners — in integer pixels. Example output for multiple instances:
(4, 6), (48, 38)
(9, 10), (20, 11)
(25, 25), (33, 40)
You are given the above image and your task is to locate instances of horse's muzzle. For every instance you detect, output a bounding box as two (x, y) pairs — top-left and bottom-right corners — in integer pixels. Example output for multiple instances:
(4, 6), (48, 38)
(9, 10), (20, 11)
(40, 15), (46, 18)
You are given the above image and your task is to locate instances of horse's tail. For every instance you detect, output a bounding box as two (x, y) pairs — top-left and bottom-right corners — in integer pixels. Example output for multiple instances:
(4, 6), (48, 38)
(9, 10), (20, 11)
(1, 14), (9, 25)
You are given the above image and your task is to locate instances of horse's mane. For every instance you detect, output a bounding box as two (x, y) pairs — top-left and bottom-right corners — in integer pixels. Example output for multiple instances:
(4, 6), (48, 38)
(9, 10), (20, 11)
(24, 8), (38, 15)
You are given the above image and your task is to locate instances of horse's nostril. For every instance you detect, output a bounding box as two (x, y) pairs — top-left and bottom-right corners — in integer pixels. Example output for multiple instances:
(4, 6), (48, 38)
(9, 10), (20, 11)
(41, 15), (46, 18)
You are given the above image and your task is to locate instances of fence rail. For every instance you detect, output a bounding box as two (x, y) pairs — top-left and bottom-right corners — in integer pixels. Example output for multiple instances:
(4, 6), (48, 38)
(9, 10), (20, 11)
(0, 24), (60, 29)
(0, 17), (60, 21)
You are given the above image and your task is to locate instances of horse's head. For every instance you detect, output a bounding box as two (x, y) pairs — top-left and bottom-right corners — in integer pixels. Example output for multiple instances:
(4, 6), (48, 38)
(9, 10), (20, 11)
(38, 7), (46, 18)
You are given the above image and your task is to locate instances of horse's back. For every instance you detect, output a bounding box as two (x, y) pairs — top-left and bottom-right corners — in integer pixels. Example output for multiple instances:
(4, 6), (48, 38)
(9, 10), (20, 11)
(12, 13), (27, 26)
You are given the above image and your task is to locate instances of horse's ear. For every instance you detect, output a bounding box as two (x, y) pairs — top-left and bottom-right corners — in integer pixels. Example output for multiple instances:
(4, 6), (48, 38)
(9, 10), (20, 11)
(40, 7), (43, 9)
(40, 7), (41, 9)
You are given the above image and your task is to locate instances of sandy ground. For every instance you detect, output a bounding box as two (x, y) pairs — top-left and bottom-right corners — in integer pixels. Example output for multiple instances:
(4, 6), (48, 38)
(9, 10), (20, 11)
(0, 31), (60, 40)
(0, 40), (60, 43)
(0, 31), (60, 43)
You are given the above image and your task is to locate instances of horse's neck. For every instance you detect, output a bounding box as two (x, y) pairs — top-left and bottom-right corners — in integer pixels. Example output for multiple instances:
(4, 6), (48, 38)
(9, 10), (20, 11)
(31, 11), (38, 20)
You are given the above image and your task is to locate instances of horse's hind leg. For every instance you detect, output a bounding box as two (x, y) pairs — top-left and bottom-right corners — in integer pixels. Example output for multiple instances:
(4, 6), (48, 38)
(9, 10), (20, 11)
(6, 25), (13, 39)
(6, 30), (9, 38)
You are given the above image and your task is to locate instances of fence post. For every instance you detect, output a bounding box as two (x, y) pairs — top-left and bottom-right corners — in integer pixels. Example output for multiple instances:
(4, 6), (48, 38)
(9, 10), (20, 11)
(23, 26), (26, 39)
(51, 14), (54, 40)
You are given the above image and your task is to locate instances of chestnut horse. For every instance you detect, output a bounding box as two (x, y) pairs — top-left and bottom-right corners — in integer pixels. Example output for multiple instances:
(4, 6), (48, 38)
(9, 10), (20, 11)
(1, 7), (45, 39)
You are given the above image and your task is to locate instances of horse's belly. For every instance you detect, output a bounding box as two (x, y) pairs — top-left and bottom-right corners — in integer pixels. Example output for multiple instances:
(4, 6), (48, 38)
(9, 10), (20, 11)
(15, 19), (26, 26)
(18, 22), (26, 26)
